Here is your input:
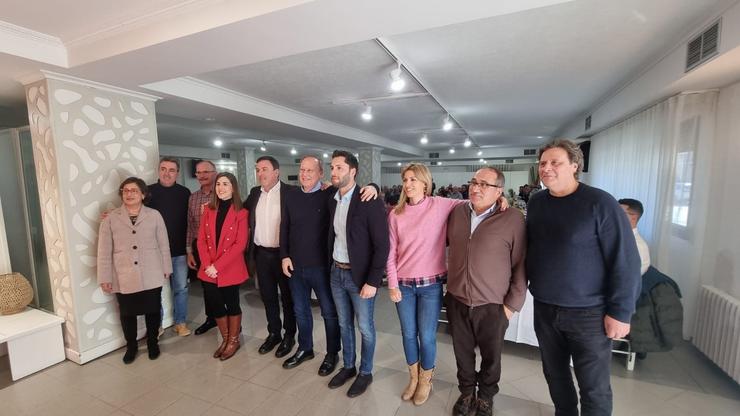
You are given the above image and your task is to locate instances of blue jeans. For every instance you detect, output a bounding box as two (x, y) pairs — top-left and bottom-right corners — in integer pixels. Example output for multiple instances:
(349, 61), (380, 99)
(396, 282), (443, 370)
(534, 300), (613, 416)
(170, 255), (189, 324)
(330, 265), (376, 375)
(288, 266), (340, 354)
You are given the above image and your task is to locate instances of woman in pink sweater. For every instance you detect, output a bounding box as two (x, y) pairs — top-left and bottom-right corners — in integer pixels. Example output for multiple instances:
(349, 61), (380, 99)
(388, 163), (508, 405)
(386, 163), (465, 405)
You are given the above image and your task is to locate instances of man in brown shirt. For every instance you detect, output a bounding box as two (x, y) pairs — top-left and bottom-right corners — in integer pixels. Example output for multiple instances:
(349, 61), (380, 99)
(446, 166), (527, 416)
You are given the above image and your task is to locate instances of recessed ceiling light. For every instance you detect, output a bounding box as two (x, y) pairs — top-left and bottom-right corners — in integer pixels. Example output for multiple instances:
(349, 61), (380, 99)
(361, 105), (373, 121)
(477, 150), (482, 156)
(443, 115), (453, 131)
(479, 158), (485, 163)
(397, 162), (402, 166)
(205, 117), (215, 121)
(213, 139), (223, 147)
(463, 138), (472, 148)
(537, 136), (544, 139)
(483, 160), (488, 164)
(323, 153), (329, 159)
(449, 147), (455, 154)
(290, 147), (297, 155)
(260, 141), (267, 152)
(420, 134), (428, 144)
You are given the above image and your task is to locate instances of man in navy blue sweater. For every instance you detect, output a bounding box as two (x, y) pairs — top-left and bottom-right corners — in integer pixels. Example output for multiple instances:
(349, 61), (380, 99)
(280, 155), (377, 375)
(527, 139), (640, 416)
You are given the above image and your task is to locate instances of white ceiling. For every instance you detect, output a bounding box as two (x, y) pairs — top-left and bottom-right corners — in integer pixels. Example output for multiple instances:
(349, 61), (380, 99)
(1, 0), (738, 160)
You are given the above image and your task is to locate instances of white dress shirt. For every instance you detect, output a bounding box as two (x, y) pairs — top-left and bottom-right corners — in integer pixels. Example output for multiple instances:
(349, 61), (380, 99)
(634, 228), (650, 275)
(254, 181), (281, 248)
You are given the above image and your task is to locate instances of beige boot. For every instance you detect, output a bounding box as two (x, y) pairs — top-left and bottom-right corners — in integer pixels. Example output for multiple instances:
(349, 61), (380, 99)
(401, 362), (419, 401)
(413, 367), (434, 405)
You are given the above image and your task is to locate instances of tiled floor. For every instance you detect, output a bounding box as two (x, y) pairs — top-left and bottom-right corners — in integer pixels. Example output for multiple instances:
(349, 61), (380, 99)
(2, 283), (739, 416)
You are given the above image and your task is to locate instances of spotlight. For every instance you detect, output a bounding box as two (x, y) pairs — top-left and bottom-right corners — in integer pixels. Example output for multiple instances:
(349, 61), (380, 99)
(323, 153), (329, 159)
(397, 162), (402, 166)
(389, 63), (405, 92)
(449, 147), (455, 154)
(477, 150), (482, 156)
(537, 136), (544, 139)
(213, 139), (223, 147)
(483, 160), (488, 164)
(479, 158), (485, 163)
(290, 147), (297, 155)
(361, 105), (373, 121)
(443, 115), (453, 131)
(420, 134), (428, 145)
(260, 141), (267, 152)
(463, 138), (472, 147)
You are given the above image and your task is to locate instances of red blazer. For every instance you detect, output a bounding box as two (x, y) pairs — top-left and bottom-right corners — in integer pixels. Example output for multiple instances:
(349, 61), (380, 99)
(197, 205), (249, 287)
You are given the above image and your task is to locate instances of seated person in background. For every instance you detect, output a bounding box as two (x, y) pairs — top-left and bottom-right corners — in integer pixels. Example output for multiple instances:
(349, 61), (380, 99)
(619, 198), (650, 275)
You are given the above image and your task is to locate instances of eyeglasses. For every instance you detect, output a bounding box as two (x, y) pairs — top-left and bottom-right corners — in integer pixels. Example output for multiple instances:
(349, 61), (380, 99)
(468, 180), (501, 190)
(195, 170), (215, 175)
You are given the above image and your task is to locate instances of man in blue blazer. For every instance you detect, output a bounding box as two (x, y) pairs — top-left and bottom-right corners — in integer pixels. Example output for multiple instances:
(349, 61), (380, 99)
(326, 150), (389, 398)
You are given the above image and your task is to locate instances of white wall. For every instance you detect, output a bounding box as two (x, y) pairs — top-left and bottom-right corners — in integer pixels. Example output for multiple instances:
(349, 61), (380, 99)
(560, 0), (740, 139)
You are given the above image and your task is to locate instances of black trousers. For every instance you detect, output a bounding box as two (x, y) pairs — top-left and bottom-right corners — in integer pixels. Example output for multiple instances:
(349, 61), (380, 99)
(192, 239), (216, 320)
(446, 293), (509, 399)
(202, 281), (241, 317)
(120, 311), (160, 348)
(533, 300), (613, 416)
(255, 246), (296, 337)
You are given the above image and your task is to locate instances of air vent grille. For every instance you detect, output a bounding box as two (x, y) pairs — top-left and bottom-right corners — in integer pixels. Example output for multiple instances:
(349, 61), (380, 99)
(686, 19), (720, 72)
(428, 152), (440, 159)
(585, 115), (592, 131)
(221, 152), (231, 159)
(523, 149), (536, 156)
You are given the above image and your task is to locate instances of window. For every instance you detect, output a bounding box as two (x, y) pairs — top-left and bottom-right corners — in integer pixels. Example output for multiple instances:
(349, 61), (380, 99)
(671, 117), (698, 235)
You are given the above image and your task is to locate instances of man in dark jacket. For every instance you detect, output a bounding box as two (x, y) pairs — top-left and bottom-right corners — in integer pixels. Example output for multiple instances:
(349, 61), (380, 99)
(243, 156), (297, 358)
(325, 150), (389, 398)
(446, 167), (527, 416)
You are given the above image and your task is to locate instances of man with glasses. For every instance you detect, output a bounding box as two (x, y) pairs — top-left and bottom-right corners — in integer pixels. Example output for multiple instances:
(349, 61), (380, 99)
(147, 157), (192, 336)
(187, 160), (219, 335)
(446, 167), (527, 416)
(527, 139), (640, 416)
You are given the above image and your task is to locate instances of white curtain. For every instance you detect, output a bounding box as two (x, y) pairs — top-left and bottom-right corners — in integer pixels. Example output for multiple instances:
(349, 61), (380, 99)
(0, 196), (11, 274)
(588, 91), (718, 337)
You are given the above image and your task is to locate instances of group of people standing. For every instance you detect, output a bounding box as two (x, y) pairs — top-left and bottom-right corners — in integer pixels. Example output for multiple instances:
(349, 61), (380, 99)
(96, 139), (641, 416)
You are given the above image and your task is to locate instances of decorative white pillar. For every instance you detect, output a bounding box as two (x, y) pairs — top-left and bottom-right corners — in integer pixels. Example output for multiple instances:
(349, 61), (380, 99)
(358, 147), (382, 187)
(24, 72), (161, 363)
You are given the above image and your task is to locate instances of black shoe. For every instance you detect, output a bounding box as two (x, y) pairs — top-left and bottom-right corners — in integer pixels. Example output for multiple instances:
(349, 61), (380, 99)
(194, 318), (217, 335)
(275, 337), (295, 358)
(283, 350), (315, 369)
(318, 353), (338, 376)
(453, 393), (477, 416)
(148, 343), (160, 360)
(328, 367), (357, 389)
(474, 397), (492, 416)
(258, 334), (282, 355)
(123, 345), (137, 364)
(347, 373), (373, 398)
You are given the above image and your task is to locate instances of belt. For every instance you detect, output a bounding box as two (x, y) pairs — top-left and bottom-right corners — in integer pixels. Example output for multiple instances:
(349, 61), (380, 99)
(256, 245), (279, 253)
(334, 261), (351, 270)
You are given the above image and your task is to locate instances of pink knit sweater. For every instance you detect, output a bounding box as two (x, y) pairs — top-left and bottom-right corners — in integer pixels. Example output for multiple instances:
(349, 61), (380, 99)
(386, 196), (466, 288)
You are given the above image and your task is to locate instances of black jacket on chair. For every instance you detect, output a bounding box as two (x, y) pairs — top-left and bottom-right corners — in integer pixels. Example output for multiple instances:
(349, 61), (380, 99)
(327, 184), (389, 289)
(630, 266), (684, 353)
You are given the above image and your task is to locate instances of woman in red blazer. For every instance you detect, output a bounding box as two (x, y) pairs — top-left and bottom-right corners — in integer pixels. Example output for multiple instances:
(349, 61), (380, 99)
(197, 172), (249, 360)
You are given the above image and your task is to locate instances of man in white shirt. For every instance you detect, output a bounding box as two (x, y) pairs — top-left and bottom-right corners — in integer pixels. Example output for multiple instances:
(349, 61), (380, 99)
(244, 156), (298, 358)
(619, 198), (651, 275)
